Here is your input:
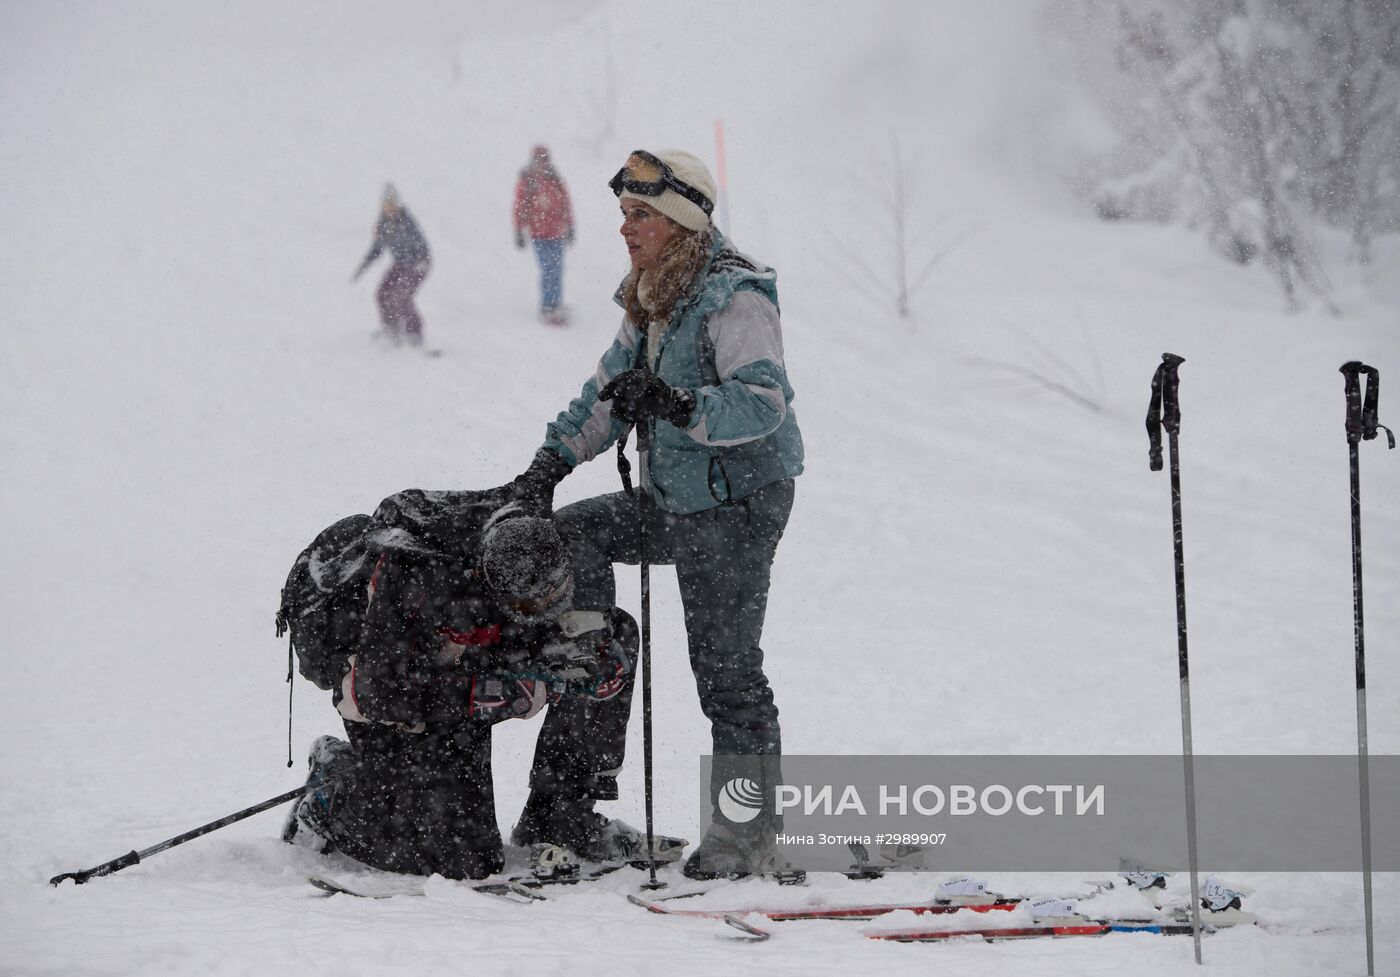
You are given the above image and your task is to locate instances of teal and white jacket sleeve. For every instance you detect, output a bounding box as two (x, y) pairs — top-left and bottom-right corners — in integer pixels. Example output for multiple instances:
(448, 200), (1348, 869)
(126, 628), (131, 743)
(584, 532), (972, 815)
(540, 316), (640, 468)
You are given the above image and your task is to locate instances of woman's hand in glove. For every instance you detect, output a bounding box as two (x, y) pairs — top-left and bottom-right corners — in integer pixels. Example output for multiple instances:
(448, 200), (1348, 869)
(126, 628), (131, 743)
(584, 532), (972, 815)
(598, 369), (696, 427)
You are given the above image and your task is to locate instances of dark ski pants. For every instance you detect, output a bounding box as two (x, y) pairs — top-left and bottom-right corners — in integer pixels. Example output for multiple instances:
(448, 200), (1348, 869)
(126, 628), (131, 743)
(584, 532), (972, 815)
(331, 720), (502, 879)
(376, 261), (427, 342)
(325, 618), (638, 879)
(557, 479), (794, 775)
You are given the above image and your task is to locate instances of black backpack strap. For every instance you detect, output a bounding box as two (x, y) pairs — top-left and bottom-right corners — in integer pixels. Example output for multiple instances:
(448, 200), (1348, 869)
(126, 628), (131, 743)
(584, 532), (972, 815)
(710, 247), (758, 274)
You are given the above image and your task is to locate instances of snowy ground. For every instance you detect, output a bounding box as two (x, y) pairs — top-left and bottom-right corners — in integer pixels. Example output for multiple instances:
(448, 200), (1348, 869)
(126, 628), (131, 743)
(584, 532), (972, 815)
(2, 2), (1397, 975)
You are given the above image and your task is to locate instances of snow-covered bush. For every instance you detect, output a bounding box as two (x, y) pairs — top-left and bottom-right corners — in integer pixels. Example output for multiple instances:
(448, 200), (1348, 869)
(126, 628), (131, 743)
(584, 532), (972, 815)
(1059, 0), (1400, 309)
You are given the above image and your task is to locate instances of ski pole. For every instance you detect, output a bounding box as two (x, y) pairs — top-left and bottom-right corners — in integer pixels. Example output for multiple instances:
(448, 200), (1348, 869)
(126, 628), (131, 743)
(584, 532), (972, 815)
(614, 419), (663, 891)
(635, 416), (665, 891)
(1339, 361), (1393, 977)
(49, 776), (340, 886)
(1146, 352), (1204, 965)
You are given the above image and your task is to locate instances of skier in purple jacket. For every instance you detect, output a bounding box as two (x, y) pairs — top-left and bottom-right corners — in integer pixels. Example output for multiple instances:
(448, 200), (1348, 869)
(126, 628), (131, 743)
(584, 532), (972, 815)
(353, 183), (432, 346)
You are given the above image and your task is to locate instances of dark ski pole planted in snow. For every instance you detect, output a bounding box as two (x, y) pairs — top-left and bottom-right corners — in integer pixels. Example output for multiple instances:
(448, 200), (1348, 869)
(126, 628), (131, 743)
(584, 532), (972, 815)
(1145, 352), (1204, 965)
(636, 417), (665, 891)
(615, 418), (665, 891)
(49, 777), (340, 886)
(1339, 361), (1393, 977)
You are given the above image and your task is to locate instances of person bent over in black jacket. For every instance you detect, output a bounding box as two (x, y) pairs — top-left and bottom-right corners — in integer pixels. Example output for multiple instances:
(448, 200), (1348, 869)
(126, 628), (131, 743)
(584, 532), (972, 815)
(282, 489), (683, 879)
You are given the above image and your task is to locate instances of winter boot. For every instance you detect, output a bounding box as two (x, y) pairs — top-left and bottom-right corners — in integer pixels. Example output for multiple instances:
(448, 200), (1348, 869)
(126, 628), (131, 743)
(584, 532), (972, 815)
(282, 734), (355, 852)
(681, 819), (796, 880)
(510, 795), (686, 865)
(685, 754), (795, 880)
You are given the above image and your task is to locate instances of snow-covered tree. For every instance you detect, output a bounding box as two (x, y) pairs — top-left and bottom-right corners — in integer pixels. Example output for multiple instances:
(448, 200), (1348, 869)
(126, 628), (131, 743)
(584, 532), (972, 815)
(824, 132), (978, 323)
(1286, 0), (1400, 263)
(1066, 0), (1399, 308)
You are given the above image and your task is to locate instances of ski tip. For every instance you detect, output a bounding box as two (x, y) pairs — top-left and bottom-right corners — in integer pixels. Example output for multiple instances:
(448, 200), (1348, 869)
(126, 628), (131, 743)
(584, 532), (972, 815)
(722, 914), (771, 941)
(505, 880), (549, 902)
(626, 893), (668, 914)
(307, 874), (423, 899)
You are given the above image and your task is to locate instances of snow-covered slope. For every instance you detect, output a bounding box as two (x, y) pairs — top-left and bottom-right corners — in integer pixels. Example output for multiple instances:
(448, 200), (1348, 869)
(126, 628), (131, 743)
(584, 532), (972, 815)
(2, 2), (1397, 975)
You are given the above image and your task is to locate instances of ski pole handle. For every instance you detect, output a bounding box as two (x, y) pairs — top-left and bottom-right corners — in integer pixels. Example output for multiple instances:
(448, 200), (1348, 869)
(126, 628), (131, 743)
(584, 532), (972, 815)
(1340, 362), (1395, 449)
(49, 850), (143, 886)
(49, 777), (338, 886)
(1160, 352), (1185, 434)
(1341, 361), (1369, 443)
(1146, 353), (1186, 471)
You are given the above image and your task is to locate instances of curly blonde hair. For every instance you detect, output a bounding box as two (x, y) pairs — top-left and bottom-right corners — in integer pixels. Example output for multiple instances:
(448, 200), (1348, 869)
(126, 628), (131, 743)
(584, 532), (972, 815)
(622, 225), (713, 325)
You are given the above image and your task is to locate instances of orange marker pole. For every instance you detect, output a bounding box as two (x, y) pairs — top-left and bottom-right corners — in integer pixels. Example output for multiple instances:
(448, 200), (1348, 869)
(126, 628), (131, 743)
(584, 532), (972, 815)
(714, 119), (731, 237)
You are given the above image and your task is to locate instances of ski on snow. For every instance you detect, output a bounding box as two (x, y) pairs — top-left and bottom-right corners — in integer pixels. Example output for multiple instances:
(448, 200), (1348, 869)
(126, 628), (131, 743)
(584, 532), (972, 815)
(865, 919), (1196, 943)
(308, 861), (630, 901)
(625, 874), (1257, 943)
(628, 894), (773, 941)
(863, 906), (1257, 944)
(306, 837), (672, 900)
(626, 892), (1023, 923)
(630, 895), (1254, 944)
(311, 860), (1258, 946)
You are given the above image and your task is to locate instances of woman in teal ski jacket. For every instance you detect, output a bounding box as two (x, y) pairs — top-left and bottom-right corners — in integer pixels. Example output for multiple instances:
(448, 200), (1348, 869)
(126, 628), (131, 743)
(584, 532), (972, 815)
(510, 149), (803, 880)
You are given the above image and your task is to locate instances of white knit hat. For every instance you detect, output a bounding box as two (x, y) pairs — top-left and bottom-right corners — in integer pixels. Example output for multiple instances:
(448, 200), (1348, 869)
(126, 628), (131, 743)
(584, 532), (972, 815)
(617, 149), (716, 232)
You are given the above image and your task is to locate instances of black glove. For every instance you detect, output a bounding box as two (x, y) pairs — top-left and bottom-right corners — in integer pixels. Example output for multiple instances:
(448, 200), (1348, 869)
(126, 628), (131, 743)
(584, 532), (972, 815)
(565, 227), (575, 246)
(510, 449), (571, 516)
(598, 369), (696, 427)
(515, 231), (526, 250)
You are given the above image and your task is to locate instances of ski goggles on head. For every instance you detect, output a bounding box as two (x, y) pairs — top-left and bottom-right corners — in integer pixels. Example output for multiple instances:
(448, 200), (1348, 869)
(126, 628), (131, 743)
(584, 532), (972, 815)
(609, 150), (714, 216)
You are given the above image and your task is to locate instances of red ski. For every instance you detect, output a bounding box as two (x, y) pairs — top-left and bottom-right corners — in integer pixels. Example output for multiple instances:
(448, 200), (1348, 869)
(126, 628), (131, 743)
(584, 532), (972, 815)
(627, 893), (1020, 923)
(868, 920), (1116, 942)
(865, 917), (1212, 942)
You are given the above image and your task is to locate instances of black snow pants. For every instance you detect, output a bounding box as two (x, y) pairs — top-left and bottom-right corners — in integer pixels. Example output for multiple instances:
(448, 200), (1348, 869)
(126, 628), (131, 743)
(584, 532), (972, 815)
(556, 477), (793, 808)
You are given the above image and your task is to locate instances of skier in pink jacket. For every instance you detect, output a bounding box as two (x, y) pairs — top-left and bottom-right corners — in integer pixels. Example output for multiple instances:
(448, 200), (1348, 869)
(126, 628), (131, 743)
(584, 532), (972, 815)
(513, 146), (575, 325)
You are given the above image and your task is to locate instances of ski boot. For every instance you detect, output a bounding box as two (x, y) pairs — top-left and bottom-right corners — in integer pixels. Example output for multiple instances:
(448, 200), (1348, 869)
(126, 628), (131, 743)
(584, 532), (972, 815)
(511, 798), (686, 867)
(682, 820), (803, 883)
(282, 734), (355, 852)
